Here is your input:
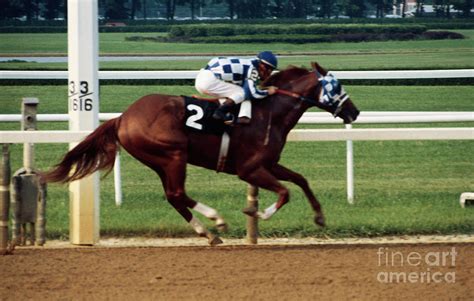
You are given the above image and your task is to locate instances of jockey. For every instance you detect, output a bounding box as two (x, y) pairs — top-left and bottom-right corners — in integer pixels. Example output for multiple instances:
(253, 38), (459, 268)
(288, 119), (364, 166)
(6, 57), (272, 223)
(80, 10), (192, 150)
(195, 51), (278, 125)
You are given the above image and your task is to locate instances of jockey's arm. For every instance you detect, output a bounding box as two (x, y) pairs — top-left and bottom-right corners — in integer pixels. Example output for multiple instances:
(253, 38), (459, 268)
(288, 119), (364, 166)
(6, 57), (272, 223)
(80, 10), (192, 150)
(243, 80), (278, 100)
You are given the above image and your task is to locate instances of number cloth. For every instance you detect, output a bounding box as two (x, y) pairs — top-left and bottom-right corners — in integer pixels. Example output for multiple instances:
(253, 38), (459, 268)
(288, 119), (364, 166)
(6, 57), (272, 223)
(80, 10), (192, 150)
(183, 96), (230, 135)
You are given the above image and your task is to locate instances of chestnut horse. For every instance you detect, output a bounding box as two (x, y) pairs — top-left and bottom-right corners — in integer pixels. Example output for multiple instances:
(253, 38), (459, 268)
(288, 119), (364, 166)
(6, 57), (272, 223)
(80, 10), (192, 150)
(43, 62), (359, 245)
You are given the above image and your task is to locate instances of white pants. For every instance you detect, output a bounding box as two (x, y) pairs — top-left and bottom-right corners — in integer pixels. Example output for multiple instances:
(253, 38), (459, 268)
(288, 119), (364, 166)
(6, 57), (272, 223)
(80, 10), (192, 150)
(195, 69), (252, 118)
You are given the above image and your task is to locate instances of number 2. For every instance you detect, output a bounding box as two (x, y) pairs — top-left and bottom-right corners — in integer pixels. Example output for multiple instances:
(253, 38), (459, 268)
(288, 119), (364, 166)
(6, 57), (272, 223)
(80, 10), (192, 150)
(186, 104), (204, 130)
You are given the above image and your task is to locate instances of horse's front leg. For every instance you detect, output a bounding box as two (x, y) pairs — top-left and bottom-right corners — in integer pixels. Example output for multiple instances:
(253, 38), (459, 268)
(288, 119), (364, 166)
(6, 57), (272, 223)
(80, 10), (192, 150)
(238, 166), (289, 220)
(270, 164), (325, 227)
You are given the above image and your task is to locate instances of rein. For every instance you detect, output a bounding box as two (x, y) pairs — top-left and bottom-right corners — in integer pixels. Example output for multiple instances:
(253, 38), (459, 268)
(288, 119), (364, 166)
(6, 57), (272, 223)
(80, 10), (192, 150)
(273, 70), (321, 106)
(275, 88), (302, 100)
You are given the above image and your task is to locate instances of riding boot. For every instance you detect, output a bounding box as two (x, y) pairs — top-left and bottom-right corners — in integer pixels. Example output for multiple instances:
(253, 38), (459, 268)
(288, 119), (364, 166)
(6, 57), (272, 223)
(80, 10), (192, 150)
(237, 117), (251, 124)
(213, 99), (236, 124)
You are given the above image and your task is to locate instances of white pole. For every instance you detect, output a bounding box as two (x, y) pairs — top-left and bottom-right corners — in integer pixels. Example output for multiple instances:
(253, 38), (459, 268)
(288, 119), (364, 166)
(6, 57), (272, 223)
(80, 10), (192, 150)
(346, 124), (354, 204)
(114, 152), (122, 207)
(68, 0), (100, 245)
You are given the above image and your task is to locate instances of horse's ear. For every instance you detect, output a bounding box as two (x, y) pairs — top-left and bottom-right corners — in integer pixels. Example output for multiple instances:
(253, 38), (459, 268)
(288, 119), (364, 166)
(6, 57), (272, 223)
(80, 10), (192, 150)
(311, 62), (328, 76)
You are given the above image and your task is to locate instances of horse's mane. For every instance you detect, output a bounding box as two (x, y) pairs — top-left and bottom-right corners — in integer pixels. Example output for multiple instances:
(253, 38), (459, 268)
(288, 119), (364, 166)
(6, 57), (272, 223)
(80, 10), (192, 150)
(262, 65), (310, 88)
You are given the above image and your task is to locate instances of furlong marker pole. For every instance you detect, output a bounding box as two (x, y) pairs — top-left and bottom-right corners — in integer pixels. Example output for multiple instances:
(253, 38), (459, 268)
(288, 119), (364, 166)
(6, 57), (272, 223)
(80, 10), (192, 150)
(68, 0), (100, 245)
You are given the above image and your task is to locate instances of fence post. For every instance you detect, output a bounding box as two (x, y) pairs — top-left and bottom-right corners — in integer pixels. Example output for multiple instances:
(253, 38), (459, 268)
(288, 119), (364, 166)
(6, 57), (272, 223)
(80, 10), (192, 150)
(114, 152), (122, 207)
(346, 124), (354, 204)
(10, 98), (47, 246)
(22, 98), (39, 172)
(0, 144), (11, 254)
(246, 185), (259, 244)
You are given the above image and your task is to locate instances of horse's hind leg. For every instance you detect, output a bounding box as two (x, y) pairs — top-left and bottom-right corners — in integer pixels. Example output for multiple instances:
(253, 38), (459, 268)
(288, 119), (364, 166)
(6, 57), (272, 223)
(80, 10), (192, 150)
(270, 164), (325, 227)
(184, 196), (228, 232)
(161, 155), (223, 246)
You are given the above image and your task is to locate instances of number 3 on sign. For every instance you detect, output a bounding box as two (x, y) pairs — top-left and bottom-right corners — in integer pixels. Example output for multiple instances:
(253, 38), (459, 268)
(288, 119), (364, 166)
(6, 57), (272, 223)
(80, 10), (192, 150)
(186, 104), (204, 130)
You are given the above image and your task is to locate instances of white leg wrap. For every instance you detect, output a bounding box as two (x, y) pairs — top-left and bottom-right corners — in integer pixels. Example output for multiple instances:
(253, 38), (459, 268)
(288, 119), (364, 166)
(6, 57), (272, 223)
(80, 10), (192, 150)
(193, 202), (218, 219)
(193, 202), (226, 226)
(238, 100), (252, 118)
(257, 203), (278, 220)
(189, 217), (208, 235)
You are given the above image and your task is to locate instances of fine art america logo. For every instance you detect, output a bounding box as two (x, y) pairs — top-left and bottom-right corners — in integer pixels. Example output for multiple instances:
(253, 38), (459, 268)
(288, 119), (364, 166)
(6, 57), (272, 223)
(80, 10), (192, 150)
(376, 247), (457, 284)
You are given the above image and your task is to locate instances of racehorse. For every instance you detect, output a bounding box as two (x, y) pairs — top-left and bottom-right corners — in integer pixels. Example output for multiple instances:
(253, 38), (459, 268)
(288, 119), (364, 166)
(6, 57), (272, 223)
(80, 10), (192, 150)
(43, 62), (360, 245)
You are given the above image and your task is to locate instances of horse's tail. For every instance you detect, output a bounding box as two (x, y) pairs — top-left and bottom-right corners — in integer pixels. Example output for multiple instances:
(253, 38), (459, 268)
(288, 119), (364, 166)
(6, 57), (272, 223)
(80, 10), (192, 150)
(42, 118), (120, 184)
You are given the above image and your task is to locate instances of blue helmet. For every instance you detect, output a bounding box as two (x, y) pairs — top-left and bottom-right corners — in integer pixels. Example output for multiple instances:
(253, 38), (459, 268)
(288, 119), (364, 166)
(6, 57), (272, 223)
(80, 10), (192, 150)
(257, 51), (278, 69)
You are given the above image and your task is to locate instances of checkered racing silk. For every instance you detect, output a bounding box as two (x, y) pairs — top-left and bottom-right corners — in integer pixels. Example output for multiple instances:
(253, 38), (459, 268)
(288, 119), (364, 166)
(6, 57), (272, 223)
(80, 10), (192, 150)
(205, 57), (268, 100)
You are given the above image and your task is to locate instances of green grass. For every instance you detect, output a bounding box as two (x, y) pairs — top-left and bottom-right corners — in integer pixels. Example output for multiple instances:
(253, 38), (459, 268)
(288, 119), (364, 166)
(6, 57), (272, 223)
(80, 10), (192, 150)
(1, 30), (473, 70)
(2, 49), (473, 71)
(1, 84), (473, 239)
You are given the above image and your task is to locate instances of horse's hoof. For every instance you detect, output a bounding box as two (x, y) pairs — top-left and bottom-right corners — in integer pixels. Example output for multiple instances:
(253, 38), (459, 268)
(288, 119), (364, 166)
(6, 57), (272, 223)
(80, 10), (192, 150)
(242, 206), (257, 217)
(315, 215), (325, 227)
(208, 235), (224, 246)
(216, 222), (229, 233)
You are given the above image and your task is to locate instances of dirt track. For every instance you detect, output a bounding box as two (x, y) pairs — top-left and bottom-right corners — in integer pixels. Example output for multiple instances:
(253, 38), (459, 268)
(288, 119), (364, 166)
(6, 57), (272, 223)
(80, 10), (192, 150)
(1, 242), (472, 300)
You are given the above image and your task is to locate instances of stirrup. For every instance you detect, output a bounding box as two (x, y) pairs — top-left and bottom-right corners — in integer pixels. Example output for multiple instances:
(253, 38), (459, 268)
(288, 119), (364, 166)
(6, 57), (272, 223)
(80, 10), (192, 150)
(223, 113), (235, 125)
(212, 109), (227, 120)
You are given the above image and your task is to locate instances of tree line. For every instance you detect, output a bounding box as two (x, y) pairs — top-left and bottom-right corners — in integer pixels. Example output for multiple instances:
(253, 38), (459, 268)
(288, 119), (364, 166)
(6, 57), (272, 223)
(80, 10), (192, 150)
(1, 0), (472, 21)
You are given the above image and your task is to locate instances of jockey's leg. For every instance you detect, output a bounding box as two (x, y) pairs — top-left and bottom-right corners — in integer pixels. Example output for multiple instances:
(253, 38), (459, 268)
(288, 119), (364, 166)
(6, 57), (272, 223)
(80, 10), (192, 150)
(238, 166), (289, 220)
(270, 164), (325, 227)
(195, 69), (217, 95)
(194, 70), (245, 124)
(237, 100), (252, 124)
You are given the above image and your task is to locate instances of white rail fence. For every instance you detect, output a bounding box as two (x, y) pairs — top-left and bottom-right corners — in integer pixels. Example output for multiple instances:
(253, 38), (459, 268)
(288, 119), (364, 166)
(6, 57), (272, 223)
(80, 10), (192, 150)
(0, 127), (473, 206)
(1, 69), (474, 80)
(1, 69), (473, 205)
(1, 111), (474, 124)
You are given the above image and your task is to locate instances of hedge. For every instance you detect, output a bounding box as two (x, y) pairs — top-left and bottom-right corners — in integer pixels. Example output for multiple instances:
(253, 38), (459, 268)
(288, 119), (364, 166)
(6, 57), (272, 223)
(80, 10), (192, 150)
(1, 17), (474, 27)
(128, 31), (463, 44)
(169, 24), (428, 38)
(2, 20), (473, 34)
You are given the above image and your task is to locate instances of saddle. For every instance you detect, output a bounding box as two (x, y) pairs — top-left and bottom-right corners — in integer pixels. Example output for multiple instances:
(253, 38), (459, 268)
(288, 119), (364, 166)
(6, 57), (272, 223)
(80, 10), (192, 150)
(183, 96), (238, 136)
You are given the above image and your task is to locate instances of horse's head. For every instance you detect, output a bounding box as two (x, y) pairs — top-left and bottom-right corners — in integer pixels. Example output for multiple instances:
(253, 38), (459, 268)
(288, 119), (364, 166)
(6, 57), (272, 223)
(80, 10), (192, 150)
(311, 62), (360, 124)
(265, 63), (360, 124)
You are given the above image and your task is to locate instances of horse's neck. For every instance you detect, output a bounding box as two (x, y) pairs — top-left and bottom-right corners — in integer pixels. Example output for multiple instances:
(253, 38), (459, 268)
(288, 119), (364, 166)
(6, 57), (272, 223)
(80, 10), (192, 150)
(268, 69), (313, 132)
(258, 67), (314, 136)
(266, 96), (308, 134)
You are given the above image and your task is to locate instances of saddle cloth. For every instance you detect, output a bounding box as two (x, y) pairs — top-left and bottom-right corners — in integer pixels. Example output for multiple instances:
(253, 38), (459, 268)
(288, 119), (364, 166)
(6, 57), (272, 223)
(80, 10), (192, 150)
(183, 96), (232, 172)
(183, 96), (235, 136)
